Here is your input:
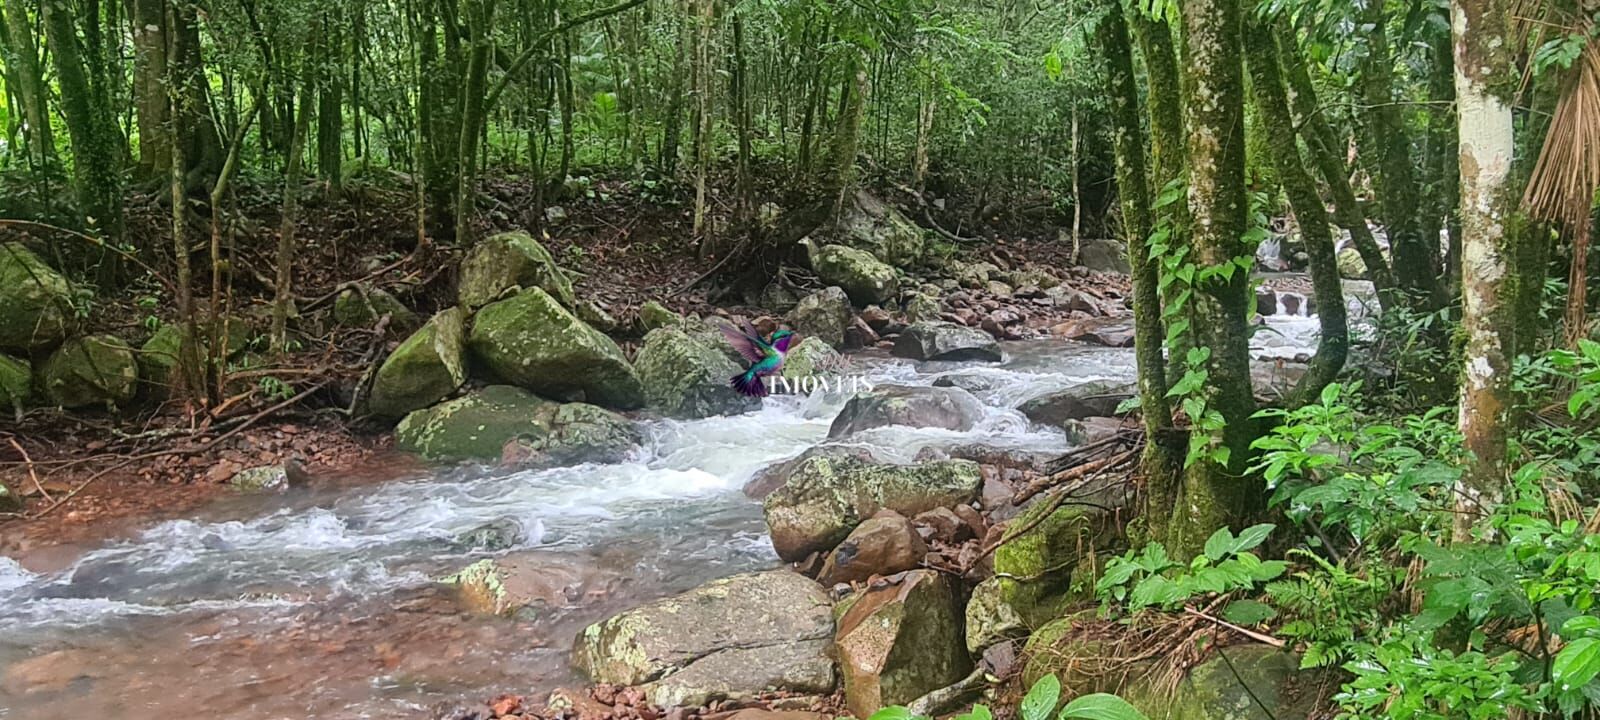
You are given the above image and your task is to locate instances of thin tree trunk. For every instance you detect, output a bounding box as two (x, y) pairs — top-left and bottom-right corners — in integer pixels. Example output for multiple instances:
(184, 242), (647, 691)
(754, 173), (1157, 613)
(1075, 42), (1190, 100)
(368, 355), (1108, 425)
(1098, 0), (1178, 542)
(1451, 0), (1521, 539)
(41, 0), (124, 243)
(452, 0), (494, 244)
(829, 49), (868, 220)
(272, 67), (315, 354)
(690, 0), (713, 248)
(1132, 13), (1193, 384)
(1245, 17), (1348, 405)
(2, 0), (56, 169)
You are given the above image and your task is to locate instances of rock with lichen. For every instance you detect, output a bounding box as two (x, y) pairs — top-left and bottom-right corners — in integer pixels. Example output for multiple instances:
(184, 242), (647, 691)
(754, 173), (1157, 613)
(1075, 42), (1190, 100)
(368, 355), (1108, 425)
(467, 288), (644, 409)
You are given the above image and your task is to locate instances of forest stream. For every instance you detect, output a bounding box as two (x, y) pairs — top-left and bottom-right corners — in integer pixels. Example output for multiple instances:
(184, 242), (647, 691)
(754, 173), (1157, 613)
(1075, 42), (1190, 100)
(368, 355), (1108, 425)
(0, 306), (1346, 720)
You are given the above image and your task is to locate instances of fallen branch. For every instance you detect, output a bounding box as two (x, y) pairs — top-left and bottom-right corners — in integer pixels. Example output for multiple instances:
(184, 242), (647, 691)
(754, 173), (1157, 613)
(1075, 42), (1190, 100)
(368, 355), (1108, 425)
(6, 437), (49, 504)
(1016, 446), (1139, 504)
(1183, 606), (1286, 648)
(907, 665), (989, 717)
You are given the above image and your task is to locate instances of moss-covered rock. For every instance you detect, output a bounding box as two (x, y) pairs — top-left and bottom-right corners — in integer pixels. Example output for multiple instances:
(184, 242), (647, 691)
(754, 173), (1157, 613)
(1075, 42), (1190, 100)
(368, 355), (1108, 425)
(789, 287), (853, 348)
(835, 191), (926, 267)
(444, 552), (604, 618)
(835, 569), (970, 717)
(781, 337), (845, 381)
(965, 576), (1030, 653)
(332, 286), (418, 328)
(0, 243), (77, 352)
(395, 384), (637, 463)
(137, 319), (253, 396)
(572, 571), (836, 708)
(368, 307), (468, 418)
(39, 335), (138, 409)
(1019, 613), (1144, 692)
(954, 261), (1000, 290)
(574, 299), (620, 333)
(1018, 381), (1137, 428)
(458, 230), (576, 309)
(985, 492), (1127, 639)
(814, 245), (900, 306)
(763, 455), (982, 561)
(634, 328), (759, 418)
(467, 288), (644, 409)
(228, 464), (288, 492)
(1336, 248), (1368, 280)
(0, 354), (32, 413)
(829, 384), (987, 438)
(637, 300), (682, 332)
(903, 293), (942, 324)
(1124, 646), (1320, 720)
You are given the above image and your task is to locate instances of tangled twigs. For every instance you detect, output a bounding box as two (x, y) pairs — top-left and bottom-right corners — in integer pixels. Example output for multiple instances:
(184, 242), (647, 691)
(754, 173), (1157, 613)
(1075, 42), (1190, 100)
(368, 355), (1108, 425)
(1183, 606), (1285, 648)
(6, 437), (49, 504)
(967, 466), (1132, 574)
(1015, 445), (1139, 505)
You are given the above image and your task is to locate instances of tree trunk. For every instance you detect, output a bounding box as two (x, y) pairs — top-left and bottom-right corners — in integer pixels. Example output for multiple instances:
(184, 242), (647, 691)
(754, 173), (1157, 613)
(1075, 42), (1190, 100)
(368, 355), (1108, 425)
(452, 0), (494, 244)
(829, 49), (868, 219)
(1451, 0), (1521, 540)
(272, 67), (315, 354)
(168, 8), (201, 403)
(2, 0), (56, 169)
(690, 0), (713, 249)
(1424, 29), (1460, 302)
(1245, 17), (1348, 405)
(317, 12), (344, 191)
(731, 14), (752, 225)
(1276, 19), (1398, 308)
(1098, 0), (1178, 542)
(41, 0), (124, 242)
(1132, 13), (1194, 385)
(1170, 0), (1258, 557)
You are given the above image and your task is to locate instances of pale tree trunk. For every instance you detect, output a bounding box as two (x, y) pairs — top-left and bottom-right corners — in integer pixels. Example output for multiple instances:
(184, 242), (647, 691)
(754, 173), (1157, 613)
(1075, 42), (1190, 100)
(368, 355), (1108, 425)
(1169, 0), (1259, 557)
(829, 49), (868, 220)
(2, 0), (56, 169)
(690, 0), (713, 249)
(1451, 0), (1521, 540)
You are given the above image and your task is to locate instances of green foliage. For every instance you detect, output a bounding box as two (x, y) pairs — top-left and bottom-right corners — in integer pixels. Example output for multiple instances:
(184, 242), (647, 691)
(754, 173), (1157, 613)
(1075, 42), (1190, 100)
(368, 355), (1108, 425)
(865, 675), (1148, 720)
(1096, 524), (1285, 611)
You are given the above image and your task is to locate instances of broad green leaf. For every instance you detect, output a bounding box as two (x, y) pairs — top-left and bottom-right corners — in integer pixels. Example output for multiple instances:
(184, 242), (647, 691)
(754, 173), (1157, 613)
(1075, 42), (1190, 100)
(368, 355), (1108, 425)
(1059, 693), (1149, 720)
(1222, 599), (1277, 625)
(1553, 638), (1600, 691)
(1021, 674), (1062, 720)
(1232, 524), (1275, 553)
(954, 704), (994, 720)
(868, 707), (921, 720)
(1203, 527), (1235, 561)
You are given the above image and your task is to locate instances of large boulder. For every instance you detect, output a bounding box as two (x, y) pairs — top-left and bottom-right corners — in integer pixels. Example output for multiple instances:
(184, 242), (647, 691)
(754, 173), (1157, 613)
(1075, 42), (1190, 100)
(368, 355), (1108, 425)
(458, 230), (576, 309)
(367, 307), (468, 418)
(965, 576), (1029, 653)
(395, 384), (637, 463)
(835, 191), (925, 267)
(137, 319), (253, 395)
(835, 569), (970, 717)
(0, 354), (31, 413)
(637, 300), (682, 332)
(1337, 248), (1368, 280)
(39, 335), (138, 409)
(1128, 646), (1320, 720)
(744, 445), (876, 500)
(634, 327), (760, 418)
(572, 571), (836, 708)
(468, 288), (644, 409)
(789, 287), (853, 348)
(444, 552), (616, 618)
(892, 321), (1002, 362)
(0, 243), (76, 352)
(1075, 237), (1132, 274)
(979, 488), (1130, 643)
(904, 293), (942, 324)
(763, 455), (982, 561)
(818, 510), (927, 586)
(1017, 381), (1136, 427)
(780, 337), (845, 381)
(814, 245), (899, 307)
(829, 385), (986, 438)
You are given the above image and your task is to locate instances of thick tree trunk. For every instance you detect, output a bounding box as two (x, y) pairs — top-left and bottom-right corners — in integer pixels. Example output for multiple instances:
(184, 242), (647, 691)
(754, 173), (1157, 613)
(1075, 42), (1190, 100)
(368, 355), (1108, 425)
(1170, 0), (1258, 557)
(1132, 13), (1193, 384)
(1451, 0), (1521, 540)
(1099, 0), (1179, 542)
(829, 49), (868, 220)
(2, 0), (56, 169)
(1245, 18), (1348, 405)
(317, 12), (344, 191)
(452, 0), (494, 244)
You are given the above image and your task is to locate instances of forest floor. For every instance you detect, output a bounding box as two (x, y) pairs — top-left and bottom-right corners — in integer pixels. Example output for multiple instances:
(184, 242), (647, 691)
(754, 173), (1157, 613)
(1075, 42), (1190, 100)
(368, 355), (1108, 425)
(0, 170), (1106, 563)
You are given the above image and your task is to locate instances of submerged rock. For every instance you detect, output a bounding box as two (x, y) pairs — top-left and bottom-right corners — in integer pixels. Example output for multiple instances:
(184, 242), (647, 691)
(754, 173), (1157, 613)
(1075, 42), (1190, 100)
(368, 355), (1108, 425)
(835, 569), (970, 717)
(814, 245), (899, 306)
(892, 321), (1002, 362)
(0, 243), (76, 352)
(829, 385), (986, 438)
(468, 288), (644, 409)
(789, 287), (853, 348)
(39, 335), (138, 409)
(395, 384), (637, 463)
(634, 327), (759, 418)
(572, 571), (835, 708)
(455, 517), (528, 551)
(367, 307), (467, 418)
(458, 230), (576, 309)
(445, 552), (609, 617)
(764, 455), (982, 561)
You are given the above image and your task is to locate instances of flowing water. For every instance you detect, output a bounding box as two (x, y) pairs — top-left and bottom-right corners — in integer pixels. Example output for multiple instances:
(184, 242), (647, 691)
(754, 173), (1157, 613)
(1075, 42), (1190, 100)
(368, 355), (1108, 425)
(0, 342), (1151, 720)
(0, 311), (1337, 719)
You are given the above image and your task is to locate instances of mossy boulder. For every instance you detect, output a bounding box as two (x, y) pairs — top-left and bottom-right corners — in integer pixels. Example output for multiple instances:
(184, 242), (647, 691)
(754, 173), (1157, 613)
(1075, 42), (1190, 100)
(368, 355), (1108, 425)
(39, 335), (138, 409)
(763, 455), (982, 561)
(1336, 248), (1368, 280)
(367, 307), (468, 418)
(637, 300), (682, 332)
(0, 243), (77, 352)
(0, 354), (32, 413)
(458, 230), (576, 309)
(1018, 381), (1137, 428)
(395, 384), (637, 463)
(781, 337), (845, 381)
(903, 293), (942, 324)
(332, 286), (418, 328)
(444, 552), (607, 618)
(573, 571), (836, 708)
(985, 491), (1128, 637)
(965, 576), (1030, 653)
(835, 190), (926, 267)
(137, 319), (253, 396)
(829, 384), (986, 438)
(634, 327), (759, 418)
(1019, 613), (1145, 692)
(1125, 646), (1318, 720)
(814, 245), (900, 307)
(892, 321), (1002, 362)
(575, 299), (620, 333)
(835, 569), (970, 717)
(789, 287), (853, 348)
(467, 288), (644, 409)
